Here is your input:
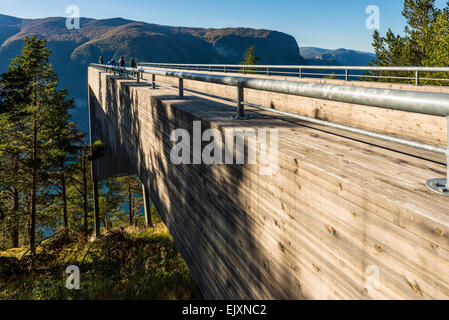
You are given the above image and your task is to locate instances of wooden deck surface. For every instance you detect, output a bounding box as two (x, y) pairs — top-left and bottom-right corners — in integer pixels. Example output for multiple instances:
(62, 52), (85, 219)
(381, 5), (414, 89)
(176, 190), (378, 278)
(89, 67), (449, 299)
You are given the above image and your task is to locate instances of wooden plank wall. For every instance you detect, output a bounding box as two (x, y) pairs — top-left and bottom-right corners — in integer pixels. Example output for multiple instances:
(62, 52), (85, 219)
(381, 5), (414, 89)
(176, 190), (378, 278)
(89, 67), (449, 300)
(88, 87), (137, 180)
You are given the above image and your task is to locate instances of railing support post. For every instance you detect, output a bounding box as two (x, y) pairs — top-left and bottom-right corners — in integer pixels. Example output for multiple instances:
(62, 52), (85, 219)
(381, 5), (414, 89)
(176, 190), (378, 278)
(179, 78), (184, 98)
(446, 116), (449, 190)
(237, 86), (244, 117)
(426, 115), (449, 196)
(345, 69), (349, 82)
(136, 70), (140, 83)
(267, 67), (270, 76)
(299, 68), (303, 78)
(239, 86), (244, 117)
(152, 74), (156, 89)
(231, 86), (252, 120)
(416, 71), (420, 86)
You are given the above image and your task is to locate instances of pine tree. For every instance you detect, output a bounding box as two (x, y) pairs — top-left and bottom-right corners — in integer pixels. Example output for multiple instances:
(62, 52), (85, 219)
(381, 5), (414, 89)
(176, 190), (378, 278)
(121, 176), (143, 225)
(370, 0), (449, 84)
(372, 0), (437, 66)
(65, 130), (91, 236)
(66, 136), (105, 236)
(46, 122), (81, 231)
(99, 178), (124, 229)
(99, 176), (143, 228)
(0, 42), (33, 248)
(0, 138), (24, 248)
(0, 36), (74, 254)
(421, 6), (449, 82)
(241, 46), (260, 65)
(240, 46), (260, 74)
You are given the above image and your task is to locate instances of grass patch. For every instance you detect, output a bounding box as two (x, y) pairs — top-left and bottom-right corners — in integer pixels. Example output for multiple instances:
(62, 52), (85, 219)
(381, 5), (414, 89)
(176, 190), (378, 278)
(0, 224), (203, 300)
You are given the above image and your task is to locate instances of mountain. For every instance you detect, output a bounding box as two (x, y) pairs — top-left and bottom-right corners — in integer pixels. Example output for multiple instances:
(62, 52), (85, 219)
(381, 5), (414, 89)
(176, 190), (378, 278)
(0, 14), (306, 132)
(300, 47), (376, 66)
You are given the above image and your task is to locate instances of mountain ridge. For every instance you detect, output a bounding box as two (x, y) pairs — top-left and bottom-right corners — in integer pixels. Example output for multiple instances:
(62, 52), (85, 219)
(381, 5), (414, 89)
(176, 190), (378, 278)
(300, 46), (376, 66)
(0, 14), (307, 131)
(0, 14), (377, 131)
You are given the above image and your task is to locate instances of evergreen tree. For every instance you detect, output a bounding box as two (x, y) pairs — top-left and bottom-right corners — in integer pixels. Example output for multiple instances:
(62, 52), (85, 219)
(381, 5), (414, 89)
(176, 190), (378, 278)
(47, 122), (84, 231)
(421, 7), (449, 82)
(370, 0), (449, 84)
(120, 176), (143, 226)
(372, 0), (437, 66)
(66, 136), (105, 236)
(0, 36), (74, 254)
(241, 45), (260, 65)
(98, 176), (143, 229)
(99, 178), (124, 229)
(240, 46), (260, 74)
(66, 131), (91, 236)
(0, 42), (33, 248)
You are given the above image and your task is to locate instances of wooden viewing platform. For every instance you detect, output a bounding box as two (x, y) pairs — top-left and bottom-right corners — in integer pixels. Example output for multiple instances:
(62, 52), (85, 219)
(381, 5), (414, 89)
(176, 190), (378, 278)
(88, 66), (449, 299)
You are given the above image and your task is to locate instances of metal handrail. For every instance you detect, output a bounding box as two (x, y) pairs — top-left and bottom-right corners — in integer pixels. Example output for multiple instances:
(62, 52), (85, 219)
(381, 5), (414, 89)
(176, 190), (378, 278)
(90, 63), (449, 195)
(139, 62), (449, 72)
(138, 62), (449, 86)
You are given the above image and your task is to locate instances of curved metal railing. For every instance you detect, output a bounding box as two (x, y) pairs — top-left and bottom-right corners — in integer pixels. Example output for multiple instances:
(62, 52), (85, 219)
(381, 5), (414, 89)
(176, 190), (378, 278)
(90, 63), (449, 195)
(138, 63), (449, 86)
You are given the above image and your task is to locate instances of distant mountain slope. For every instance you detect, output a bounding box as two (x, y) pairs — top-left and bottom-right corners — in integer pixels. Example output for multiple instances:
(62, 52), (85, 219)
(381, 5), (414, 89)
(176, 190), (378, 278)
(0, 14), (24, 26)
(300, 47), (376, 66)
(0, 14), (306, 132)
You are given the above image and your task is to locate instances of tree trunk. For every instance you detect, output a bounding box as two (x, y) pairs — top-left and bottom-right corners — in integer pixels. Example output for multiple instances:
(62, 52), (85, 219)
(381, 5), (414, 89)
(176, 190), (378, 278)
(61, 160), (68, 230)
(128, 178), (133, 225)
(25, 199), (31, 246)
(10, 156), (20, 248)
(30, 116), (38, 256)
(30, 78), (39, 257)
(132, 197), (137, 226)
(10, 189), (19, 248)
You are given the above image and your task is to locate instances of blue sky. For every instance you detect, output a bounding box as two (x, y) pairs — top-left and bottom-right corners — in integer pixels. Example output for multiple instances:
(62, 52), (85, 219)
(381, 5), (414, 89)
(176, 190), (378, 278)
(0, 0), (448, 52)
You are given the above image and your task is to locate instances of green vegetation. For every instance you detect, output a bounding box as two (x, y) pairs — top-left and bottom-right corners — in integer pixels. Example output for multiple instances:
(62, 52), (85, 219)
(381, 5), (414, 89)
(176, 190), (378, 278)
(0, 36), (201, 300)
(368, 0), (449, 84)
(240, 45), (260, 74)
(0, 36), (76, 254)
(0, 213), (202, 300)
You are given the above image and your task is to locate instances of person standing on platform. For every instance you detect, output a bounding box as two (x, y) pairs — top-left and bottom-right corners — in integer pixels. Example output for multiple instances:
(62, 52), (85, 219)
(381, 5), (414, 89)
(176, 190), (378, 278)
(118, 56), (125, 75)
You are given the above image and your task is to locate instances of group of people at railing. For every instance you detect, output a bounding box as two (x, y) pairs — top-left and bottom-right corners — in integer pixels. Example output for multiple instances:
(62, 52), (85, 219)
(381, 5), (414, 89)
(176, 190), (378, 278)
(98, 56), (137, 76)
(99, 56), (137, 68)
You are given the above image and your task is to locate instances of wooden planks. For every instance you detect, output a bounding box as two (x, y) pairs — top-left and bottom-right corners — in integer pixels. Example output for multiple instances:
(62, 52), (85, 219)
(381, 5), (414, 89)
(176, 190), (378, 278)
(141, 69), (448, 147)
(88, 67), (449, 300)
